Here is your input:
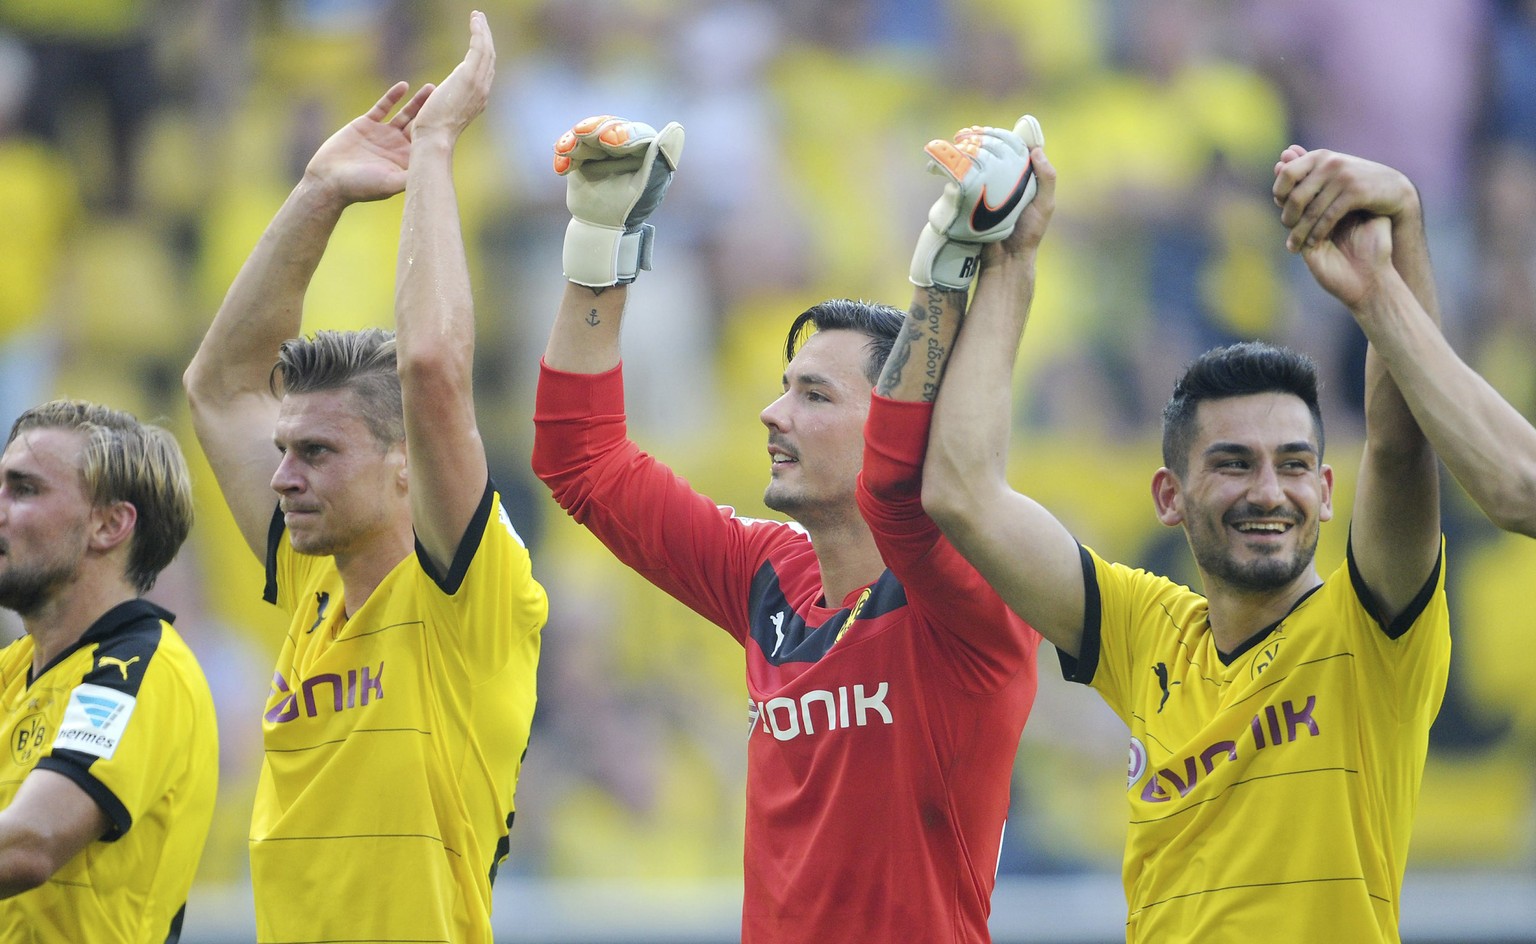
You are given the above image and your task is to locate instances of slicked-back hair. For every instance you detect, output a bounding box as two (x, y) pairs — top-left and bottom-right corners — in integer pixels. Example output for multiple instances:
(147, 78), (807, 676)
(783, 299), (905, 386)
(1161, 341), (1325, 475)
(271, 328), (405, 446)
(8, 400), (194, 594)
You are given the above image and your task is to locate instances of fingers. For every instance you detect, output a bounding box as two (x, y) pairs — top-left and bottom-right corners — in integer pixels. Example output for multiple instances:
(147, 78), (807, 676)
(1021, 145), (1056, 234)
(366, 82), (411, 122)
(1288, 183), (1347, 253)
(1030, 146), (1057, 205)
(552, 116), (669, 174)
(1272, 148), (1340, 250)
(924, 139), (973, 183)
(466, 10), (495, 85)
(393, 84), (434, 129)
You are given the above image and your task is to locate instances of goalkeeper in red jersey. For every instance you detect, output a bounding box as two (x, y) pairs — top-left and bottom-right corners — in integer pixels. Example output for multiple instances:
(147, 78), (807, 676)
(533, 114), (1051, 943)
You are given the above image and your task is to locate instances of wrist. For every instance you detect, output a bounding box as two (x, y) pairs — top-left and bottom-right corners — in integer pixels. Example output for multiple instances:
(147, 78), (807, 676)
(409, 129), (460, 155)
(292, 174), (352, 218)
(981, 241), (1038, 271)
(1351, 268), (1413, 323)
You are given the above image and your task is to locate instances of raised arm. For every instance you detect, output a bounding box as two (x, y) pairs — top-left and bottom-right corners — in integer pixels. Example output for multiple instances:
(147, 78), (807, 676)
(1277, 149), (1536, 537)
(1275, 149), (1441, 616)
(919, 144), (1088, 657)
(542, 115), (683, 375)
(184, 80), (431, 555)
(879, 117), (1046, 403)
(394, 12), (494, 571)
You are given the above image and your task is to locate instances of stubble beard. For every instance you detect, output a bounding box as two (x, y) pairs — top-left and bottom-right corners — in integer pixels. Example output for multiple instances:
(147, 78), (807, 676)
(1191, 522), (1318, 593)
(0, 557), (79, 618)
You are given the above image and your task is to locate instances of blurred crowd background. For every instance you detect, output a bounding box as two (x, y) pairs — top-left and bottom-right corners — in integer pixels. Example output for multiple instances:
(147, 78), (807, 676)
(0, 0), (1532, 906)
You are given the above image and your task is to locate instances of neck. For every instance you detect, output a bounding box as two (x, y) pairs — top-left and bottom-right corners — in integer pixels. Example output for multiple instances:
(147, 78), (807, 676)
(25, 571), (138, 676)
(805, 517), (885, 608)
(331, 526), (415, 618)
(1204, 569), (1323, 655)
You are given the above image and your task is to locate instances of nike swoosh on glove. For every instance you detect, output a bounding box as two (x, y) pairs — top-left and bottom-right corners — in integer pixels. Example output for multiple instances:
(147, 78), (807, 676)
(910, 115), (1043, 291)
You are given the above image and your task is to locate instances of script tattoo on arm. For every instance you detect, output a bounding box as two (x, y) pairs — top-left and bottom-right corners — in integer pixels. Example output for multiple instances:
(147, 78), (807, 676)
(877, 286), (961, 401)
(876, 318), (920, 397)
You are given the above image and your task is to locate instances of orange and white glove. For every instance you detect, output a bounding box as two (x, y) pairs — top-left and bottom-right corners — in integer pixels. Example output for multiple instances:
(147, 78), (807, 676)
(910, 115), (1043, 291)
(553, 115), (685, 287)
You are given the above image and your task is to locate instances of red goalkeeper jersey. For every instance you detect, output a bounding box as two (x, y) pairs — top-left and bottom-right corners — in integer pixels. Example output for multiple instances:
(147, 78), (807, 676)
(533, 363), (1039, 944)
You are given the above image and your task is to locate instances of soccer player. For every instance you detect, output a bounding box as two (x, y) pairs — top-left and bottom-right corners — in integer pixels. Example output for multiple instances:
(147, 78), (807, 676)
(916, 137), (1450, 940)
(0, 399), (216, 943)
(183, 14), (546, 943)
(1276, 144), (1536, 538)
(531, 115), (1045, 943)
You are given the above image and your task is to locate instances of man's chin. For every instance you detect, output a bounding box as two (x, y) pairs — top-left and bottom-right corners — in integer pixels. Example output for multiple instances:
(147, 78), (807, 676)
(286, 532), (334, 557)
(762, 487), (793, 515)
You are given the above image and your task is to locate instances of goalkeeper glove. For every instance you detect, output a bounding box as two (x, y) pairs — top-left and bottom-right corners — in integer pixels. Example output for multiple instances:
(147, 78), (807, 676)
(553, 115), (685, 287)
(910, 115), (1043, 291)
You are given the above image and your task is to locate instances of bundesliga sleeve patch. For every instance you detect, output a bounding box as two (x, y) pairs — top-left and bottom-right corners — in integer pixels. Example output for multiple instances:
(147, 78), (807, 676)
(53, 683), (138, 760)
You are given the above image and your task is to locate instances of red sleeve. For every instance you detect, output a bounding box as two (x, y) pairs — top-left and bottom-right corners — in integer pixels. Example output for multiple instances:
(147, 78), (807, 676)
(858, 394), (1039, 689)
(532, 359), (793, 643)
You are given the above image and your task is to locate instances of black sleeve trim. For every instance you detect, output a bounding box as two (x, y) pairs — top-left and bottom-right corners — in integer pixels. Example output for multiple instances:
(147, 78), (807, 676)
(165, 902), (187, 944)
(1057, 543), (1103, 685)
(263, 504), (285, 605)
(35, 754), (131, 840)
(1346, 532), (1444, 640)
(415, 478), (496, 596)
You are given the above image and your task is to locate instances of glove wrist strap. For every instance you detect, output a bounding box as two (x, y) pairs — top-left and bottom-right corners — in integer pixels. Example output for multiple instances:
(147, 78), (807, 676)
(909, 227), (981, 291)
(563, 219), (656, 288)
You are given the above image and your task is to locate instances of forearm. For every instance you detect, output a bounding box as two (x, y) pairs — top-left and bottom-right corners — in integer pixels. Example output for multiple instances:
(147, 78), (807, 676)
(923, 249), (1034, 514)
(876, 285), (966, 402)
(187, 178), (348, 398)
(1384, 188), (1442, 325)
(0, 819), (53, 897)
(1356, 278), (1536, 535)
(0, 771), (107, 896)
(543, 282), (627, 373)
(395, 134), (475, 384)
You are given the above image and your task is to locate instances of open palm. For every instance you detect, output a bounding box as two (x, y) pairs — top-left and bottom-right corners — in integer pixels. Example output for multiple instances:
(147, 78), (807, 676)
(305, 82), (433, 203)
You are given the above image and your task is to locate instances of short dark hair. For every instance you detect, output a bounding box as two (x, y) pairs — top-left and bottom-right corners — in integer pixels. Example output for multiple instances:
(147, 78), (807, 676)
(782, 299), (905, 385)
(271, 328), (404, 446)
(9, 400), (193, 594)
(1161, 341), (1324, 474)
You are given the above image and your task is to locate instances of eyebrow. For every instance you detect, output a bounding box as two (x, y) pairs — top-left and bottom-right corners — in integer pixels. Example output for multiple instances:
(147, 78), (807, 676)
(3, 468), (42, 486)
(1204, 440), (1318, 457)
(786, 369), (839, 388)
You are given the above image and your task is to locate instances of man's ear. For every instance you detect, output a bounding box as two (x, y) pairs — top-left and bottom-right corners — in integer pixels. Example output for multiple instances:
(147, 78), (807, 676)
(392, 441), (409, 494)
(90, 501), (137, 553)
(1152, 467), (1184, 527)
(1319, 463), (1335, 523)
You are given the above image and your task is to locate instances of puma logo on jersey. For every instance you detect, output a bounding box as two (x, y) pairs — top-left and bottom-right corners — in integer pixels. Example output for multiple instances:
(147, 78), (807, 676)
(98, 655), (140, 680)
(1152, 661), (1180, 713)
(308, 591), (330, 634)
(265, 662), (385, 723)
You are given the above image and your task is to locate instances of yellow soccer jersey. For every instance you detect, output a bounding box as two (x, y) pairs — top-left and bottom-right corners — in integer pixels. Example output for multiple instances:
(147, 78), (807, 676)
(1062, 541), (1449, 943)
(252, 480), (546, 944)
(0, 600), (218, 944)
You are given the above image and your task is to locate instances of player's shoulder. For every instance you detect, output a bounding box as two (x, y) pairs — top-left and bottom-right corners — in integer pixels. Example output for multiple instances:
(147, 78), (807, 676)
(86, 601), (212, 697)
